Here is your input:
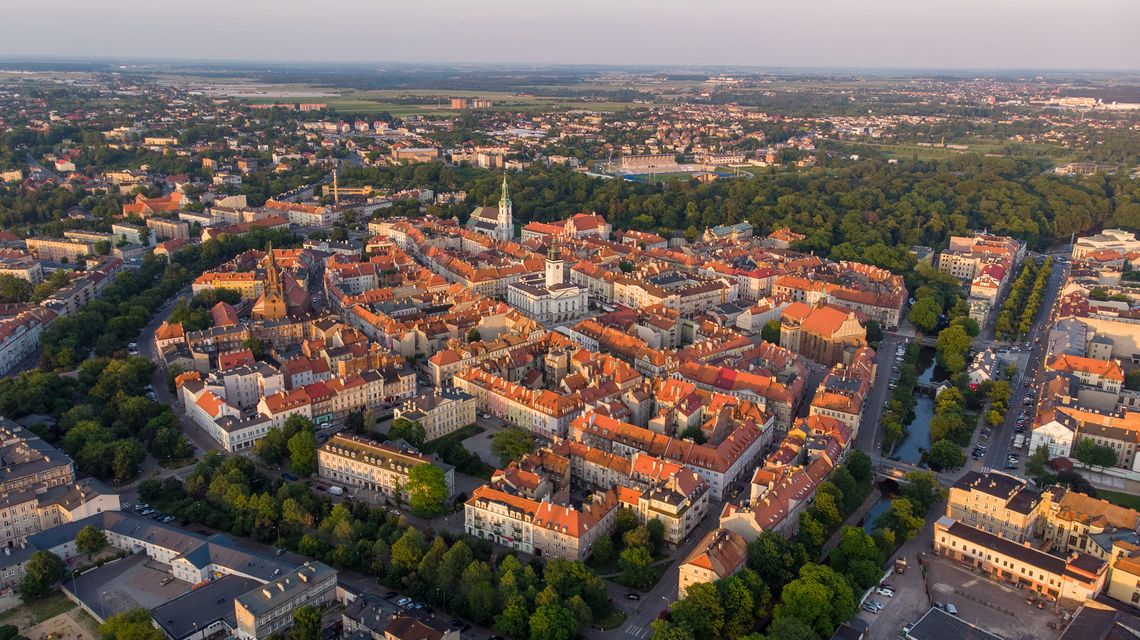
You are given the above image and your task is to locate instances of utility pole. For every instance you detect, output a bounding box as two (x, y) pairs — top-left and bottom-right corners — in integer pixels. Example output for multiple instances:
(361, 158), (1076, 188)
(332, 165), (339, 206)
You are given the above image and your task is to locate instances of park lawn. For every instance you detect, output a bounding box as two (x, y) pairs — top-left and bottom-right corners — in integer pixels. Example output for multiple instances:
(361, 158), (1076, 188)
(594, 608), (627, 631)
(421, 424), (484, 454)
(1100, 490), (1140, 511)
(0, 590), (75, 627)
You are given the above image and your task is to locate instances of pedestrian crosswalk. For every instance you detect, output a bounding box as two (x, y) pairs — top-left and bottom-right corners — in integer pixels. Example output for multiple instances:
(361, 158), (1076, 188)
(624, 623), (651, 638)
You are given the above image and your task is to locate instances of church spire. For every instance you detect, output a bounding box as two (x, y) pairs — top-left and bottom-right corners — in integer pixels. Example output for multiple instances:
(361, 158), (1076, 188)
(499, 174), (510, 207)
(547, 235), (560, 262)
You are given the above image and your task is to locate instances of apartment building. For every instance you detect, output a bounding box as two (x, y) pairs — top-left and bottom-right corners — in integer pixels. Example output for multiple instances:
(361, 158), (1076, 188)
(394, 388), (477, 441)
(675, 361), (803, 432)
(0, 420), (75, 495)
(569, 412), (771, 500)
(147, 217), (192, 241)
(1041, 488), (1140, 560)
(26, 237), (94, 263)
(453, 367), (584, 440)
(0, 479), (119, 550)
(317, 435), (455, 503)
(463, 484), (619, 561)
(1047, 354), (1124, 394)
(192, 272), (266, 301)
(0, 309), (52, 376)
(621, 467), (710, 545)
(263, 200), (341, 230)
(934, 516), (1108, 602)
(677, 527), (747, 598)
(0, 254), (43, 284)
(234, 562), (338, 640)
(946, 471), (1044, 543)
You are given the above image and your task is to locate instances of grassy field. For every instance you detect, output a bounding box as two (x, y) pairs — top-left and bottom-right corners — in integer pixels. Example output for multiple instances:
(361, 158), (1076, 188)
(1100, 489), (1140, 511)
(0, 590), (75, 627)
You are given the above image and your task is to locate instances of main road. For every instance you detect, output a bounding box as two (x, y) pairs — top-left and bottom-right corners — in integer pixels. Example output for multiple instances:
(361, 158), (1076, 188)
(983, 257), (1068, 470)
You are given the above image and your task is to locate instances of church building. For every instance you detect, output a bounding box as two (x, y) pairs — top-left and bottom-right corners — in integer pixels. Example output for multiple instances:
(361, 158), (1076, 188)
(466, 175), (514, 241)
(507, 238), (587, 324)
(251, 247), (310, 321)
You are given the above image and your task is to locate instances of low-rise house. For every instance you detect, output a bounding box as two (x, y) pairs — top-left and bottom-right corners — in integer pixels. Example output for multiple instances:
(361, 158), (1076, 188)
(677, 527), (747, 598)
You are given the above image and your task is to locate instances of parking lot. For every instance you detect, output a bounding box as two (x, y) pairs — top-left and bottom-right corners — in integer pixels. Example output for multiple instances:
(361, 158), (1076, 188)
(926, 555), (1067, 640)
(853, 551), (930, 639)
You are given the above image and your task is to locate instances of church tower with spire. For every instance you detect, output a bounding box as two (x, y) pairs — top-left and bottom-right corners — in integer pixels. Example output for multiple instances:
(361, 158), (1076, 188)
(496, 174), (513, 241)
(545, 236), (564, 288)
(252, 243), (288, 321)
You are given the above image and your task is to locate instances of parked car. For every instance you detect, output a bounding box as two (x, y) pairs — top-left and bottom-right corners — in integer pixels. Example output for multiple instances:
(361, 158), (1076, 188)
(626, 593), (641, 601)
(158, 515), (176, 524)
(876, 587), (894, 597)
(282, 472), (298, 482)
(944, 603), (958, 615)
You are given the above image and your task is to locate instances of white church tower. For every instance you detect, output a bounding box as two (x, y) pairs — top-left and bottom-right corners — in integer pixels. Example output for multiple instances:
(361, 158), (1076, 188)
(545, 236), (564, 288)
(496, 175), (513, 241)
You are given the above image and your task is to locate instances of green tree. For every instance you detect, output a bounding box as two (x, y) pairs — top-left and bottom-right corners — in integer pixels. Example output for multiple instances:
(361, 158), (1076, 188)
(925, 439), (966, 471)
(75, 525), (108, 556)
(760, 320), (781, 344)
(591, 534), (615, 566)
(671, 582), (725, 639)
(900, 471), (942, 513)
(776, 564), (856, 639)
(17, 551), (65, 601)
(846, 449), (873, 485)
(289, 605), (322, 640)
(390, 528), (426, 574)
(388, 417), (427, 449)
(763, 616), (819, 640)
(99, 608), (164, 640)
(495, 597), (531, 639)
(908, 297), (941, 333)
(406, 463), (449, 518)
(747, 531), (806, 588)
(1026, 446), (1053, 482)
(935, 325), (971, 375)
(242, 337), (266, 360)
(876, 498), (924, 542)
(618, 546), (655, 589)
(0, 275), (33, 303)
(491, 427), (536, 466)
(646, 518), (665, 554)
(1074, 438), (1118, 469)
(288, 429), (318, 476)
(466, 327), (481, 342)
(717, 575), (755, 639)
(528, 604), (577, 640)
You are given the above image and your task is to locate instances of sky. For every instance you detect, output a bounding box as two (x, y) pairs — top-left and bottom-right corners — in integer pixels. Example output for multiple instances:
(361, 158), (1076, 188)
(1, 0), (1137, 70)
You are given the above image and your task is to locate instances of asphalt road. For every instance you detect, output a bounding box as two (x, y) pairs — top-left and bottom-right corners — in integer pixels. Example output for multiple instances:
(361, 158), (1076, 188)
(855, 332), (906, 454)
(134, 286), (224, 457)
(983, 258), (1067, 470)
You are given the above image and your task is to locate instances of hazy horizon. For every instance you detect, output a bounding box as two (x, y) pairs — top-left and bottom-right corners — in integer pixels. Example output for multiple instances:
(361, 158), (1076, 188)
(3, 0), (1137, 71)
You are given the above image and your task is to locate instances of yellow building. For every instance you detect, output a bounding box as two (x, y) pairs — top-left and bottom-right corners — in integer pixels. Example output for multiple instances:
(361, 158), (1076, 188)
(934, 516), (1108, 603)
(946, 470), (1044, 542)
